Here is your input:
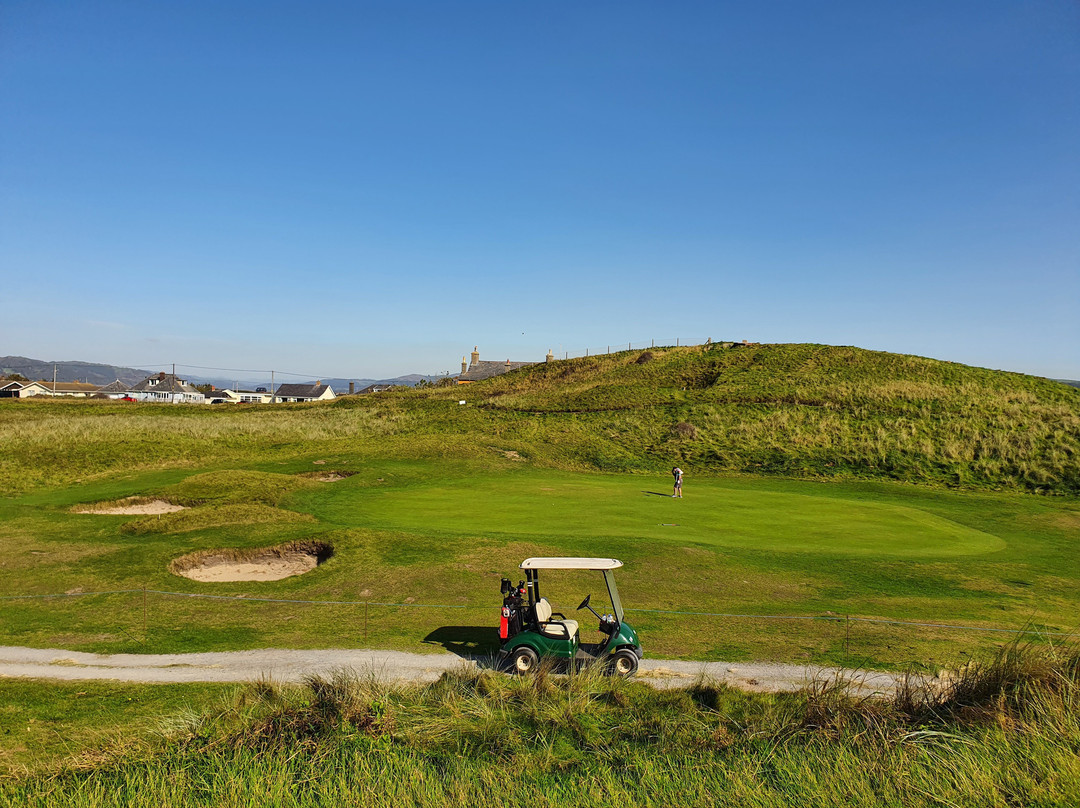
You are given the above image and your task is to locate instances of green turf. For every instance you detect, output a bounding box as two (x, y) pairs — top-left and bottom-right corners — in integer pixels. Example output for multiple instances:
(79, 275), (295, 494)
(306, 466), (1003, 557)
(1, 459), (1077, 668)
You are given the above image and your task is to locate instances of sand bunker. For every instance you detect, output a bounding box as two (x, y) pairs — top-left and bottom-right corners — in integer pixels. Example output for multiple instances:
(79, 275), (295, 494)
(300, 470), (356, 483)
(171, 541), (333, 583)
(74, 498), (187, 515)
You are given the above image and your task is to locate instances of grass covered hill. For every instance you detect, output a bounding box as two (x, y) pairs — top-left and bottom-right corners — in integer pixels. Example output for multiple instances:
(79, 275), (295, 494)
(466, 342), (1080, 494)
(0, 342), (1077, 496)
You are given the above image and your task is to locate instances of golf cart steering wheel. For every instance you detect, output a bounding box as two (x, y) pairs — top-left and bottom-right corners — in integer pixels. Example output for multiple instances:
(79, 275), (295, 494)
(577, 594), (591, 611)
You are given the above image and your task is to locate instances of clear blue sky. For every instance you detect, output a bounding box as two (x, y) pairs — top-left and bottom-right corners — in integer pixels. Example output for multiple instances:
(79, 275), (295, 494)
(2, 1), (1077, 380)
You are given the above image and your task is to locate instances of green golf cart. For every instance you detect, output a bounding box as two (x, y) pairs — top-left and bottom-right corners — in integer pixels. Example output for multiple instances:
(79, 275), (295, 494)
(497, 557), (643, 677)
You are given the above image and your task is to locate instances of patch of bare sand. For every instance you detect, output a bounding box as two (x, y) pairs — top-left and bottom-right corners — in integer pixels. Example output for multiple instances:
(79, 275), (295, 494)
(180, 553), (318, 582)
(171, 540), (332, 583)
(74, 498), (186, 515)
(299, 470), (356, 482)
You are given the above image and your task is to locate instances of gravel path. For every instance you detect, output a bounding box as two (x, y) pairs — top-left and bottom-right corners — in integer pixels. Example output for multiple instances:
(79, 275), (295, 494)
(0, 646), (906, 694)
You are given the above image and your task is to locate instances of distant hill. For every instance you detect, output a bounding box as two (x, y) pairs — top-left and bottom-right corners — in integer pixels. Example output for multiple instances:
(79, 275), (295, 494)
(0, 356), (154, 386)
(180, 374), (443, 392)
(1054, 379), (1080, 389)
(0, 355), (442, 391)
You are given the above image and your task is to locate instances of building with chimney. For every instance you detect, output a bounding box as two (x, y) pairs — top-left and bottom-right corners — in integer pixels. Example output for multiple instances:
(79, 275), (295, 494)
(129, 373), (205, 404)
(456, 346), (551, 384)
(270, 382), (336, 402)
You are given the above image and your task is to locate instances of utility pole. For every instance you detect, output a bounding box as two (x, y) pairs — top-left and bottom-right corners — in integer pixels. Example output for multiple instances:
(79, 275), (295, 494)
(52, 364), (56, 396)
(270, 370), (275, 404)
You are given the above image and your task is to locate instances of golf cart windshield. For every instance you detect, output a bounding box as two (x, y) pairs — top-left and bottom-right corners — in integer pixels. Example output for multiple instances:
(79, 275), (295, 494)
(602, 570), (624, 623)
(519, 558), (626, 623)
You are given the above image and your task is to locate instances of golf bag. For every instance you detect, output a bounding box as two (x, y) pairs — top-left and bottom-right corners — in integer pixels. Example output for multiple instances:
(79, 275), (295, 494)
(499, 578), (526, 641)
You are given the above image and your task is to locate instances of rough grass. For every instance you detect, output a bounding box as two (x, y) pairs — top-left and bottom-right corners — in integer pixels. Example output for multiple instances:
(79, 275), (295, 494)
(119, 504), (315, 536)
(1, 343), (1076, 496)
(161, 470), (318, 507)
(3, 642), (1077, 807)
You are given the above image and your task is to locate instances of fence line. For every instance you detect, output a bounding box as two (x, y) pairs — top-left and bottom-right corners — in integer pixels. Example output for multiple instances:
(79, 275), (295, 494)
(556, 337), (718, 362)
(0, 589), (465, 608)
(626, 608), (1080, 638)
(3, 589), (1077, 637)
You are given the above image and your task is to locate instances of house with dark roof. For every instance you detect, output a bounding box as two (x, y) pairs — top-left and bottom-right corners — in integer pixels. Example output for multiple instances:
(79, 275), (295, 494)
(0, 380), (43, 398)
(129, 372), (205, 404)
(456, 346), (550, 384)
(0, 380), (86, 398)
(271, 382), (336, 403)
(93, 379), (132, 399)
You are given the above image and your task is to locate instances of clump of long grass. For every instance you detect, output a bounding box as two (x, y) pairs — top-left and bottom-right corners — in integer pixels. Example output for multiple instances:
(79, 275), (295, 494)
(896, 638), (1080, 727)
(7, 641), (1080, 807)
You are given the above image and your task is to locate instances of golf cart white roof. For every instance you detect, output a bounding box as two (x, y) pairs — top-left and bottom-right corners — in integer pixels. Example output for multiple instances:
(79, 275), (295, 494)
(520, 557), (623, 571)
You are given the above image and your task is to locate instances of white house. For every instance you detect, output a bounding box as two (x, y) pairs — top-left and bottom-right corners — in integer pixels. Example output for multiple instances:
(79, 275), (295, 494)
(205, 389), (270, 404)
(270, 382), (336, 403)
(128, 373), (205, 404)
(0, 380), (51, 398)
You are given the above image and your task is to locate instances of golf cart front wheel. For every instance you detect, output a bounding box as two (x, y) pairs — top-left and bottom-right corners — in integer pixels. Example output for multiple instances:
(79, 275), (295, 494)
(509, 646), (539, 675)
(607, 649), (639, 678)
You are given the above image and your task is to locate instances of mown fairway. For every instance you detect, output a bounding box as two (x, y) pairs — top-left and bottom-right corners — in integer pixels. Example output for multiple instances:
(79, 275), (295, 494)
(3, 458), (1077, 668)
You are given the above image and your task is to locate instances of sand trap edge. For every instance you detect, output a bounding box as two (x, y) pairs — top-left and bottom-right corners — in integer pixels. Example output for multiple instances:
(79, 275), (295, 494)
(73, 497), (188, 515)
(170, 540), (334, 582)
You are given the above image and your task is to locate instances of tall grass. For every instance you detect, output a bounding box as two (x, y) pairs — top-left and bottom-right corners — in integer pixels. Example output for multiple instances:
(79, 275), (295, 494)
(2, 343), (1076, 497)
(477, 343), (1080, 493)
(5, 642), (1078, 807)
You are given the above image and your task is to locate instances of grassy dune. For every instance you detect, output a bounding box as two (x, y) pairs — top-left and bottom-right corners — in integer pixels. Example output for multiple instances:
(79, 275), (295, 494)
(1, 343), (1077, 496)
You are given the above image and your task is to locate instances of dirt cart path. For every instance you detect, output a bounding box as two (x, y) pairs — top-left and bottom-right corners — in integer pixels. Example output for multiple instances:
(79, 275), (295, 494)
(0, 646), (905, 694)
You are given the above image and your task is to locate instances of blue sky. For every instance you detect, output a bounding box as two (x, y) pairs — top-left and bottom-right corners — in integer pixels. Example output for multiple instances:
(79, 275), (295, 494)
(2, 1), (1077, 380)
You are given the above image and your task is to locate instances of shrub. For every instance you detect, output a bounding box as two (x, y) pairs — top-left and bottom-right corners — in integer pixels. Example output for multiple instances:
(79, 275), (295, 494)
(674, 421), (698, 439)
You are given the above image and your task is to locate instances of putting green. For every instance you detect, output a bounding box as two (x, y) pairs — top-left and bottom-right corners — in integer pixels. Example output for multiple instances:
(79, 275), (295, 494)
(304, 467), (1004, 558)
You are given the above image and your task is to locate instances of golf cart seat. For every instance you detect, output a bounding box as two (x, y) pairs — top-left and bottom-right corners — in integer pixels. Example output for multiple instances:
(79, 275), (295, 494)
(535, 598), (579, 639)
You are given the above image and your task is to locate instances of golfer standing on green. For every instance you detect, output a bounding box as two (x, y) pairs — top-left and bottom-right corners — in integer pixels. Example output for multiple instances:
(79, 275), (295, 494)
(672, 466), (684, 498)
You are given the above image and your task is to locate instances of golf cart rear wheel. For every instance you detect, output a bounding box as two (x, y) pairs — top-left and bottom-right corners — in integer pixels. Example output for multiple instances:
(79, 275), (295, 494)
(509, 646), (539, 675)
(608, 649), (639, 678)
